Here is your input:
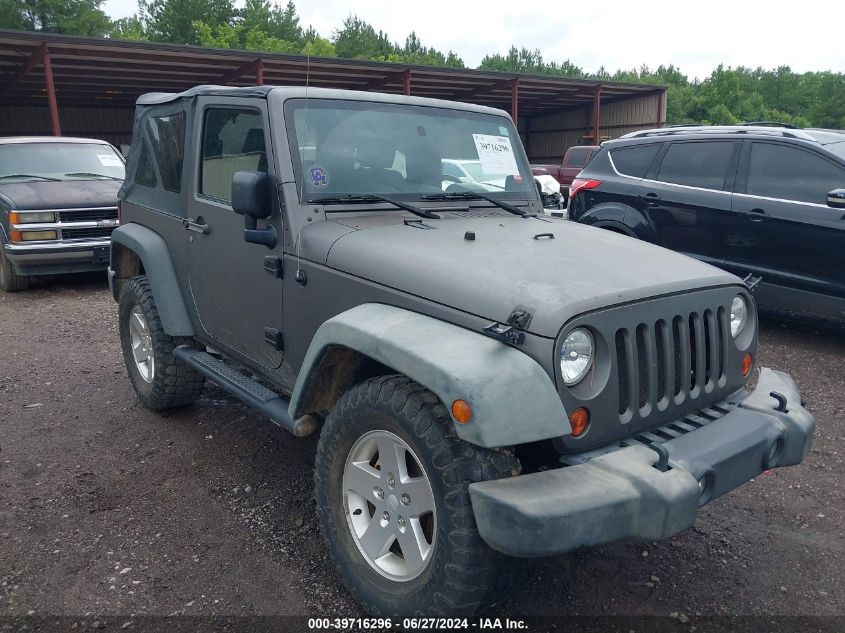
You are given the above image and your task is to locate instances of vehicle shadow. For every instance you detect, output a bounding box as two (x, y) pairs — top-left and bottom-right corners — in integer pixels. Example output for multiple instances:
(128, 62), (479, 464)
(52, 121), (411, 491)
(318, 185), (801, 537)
(27, 271), (110, 293)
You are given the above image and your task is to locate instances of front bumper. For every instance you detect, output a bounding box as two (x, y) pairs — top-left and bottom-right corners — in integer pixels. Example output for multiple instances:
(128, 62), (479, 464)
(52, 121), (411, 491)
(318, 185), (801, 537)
(4, 240), (111, 276)
(469, 368), (814, 558)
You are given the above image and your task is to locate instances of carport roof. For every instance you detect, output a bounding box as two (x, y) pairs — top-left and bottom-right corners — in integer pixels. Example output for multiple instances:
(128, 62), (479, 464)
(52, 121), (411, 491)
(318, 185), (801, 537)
(0, 29), (665, 116)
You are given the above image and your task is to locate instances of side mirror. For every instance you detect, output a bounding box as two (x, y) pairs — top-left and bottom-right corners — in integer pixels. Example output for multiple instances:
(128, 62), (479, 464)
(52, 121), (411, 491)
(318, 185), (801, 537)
(232, 171), (271, 220)
(231, 171), (276, 248)
(826, 188), (845, 209)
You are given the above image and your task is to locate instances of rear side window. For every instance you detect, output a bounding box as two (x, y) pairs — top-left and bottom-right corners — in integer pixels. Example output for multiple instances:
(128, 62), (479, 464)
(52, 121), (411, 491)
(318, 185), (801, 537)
(146, 113), (185, 193)
(610, 144), (661, 178)
(747, 143), (843, 205)
(566, 148), (591, 168)
(200, 108), (267, 202)
(135, 142), (157, 188)
(656, 141), (734, 190)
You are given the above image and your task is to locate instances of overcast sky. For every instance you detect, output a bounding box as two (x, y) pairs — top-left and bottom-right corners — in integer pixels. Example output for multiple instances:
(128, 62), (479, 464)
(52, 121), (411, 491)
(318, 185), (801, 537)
(102, 0), (844, 79)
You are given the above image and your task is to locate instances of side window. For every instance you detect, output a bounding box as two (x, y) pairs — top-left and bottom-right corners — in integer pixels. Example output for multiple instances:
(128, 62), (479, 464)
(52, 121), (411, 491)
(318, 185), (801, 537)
(566, 148), (590, 168)
(610, 144), (661, 178)
(200, 108), (266, 202)
(747, 143), (843, 205)
(135, 141), (157, 188)
(656, 141), (735, 190)
(146, 113), (185, 193)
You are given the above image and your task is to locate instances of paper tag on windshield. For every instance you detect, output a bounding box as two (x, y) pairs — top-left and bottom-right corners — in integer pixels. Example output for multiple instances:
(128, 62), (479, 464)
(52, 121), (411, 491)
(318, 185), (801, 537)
(97, 154), (122, 167)
(472, 134), (519, 175)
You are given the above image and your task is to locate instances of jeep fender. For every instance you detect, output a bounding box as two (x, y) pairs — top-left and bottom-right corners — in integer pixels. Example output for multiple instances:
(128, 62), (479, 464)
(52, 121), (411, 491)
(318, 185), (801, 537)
(290, 303), (570, 448)
(579, 202), (656, 241)
(110, 223), (194, 336)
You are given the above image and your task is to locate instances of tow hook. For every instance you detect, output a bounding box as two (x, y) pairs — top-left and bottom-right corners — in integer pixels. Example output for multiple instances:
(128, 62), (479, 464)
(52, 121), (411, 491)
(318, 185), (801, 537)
(770, 391), (788, 412)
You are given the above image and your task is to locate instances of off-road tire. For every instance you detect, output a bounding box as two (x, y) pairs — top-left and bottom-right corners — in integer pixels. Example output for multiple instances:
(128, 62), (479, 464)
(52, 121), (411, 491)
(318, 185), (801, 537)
(0, 247), (30, 292)
(118, 275), (205, 410)
(315, 374), (521, 616)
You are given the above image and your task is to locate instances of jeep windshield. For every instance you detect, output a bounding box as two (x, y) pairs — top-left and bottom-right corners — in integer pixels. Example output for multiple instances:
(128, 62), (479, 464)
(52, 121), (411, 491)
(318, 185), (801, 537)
(283, 99), (536, 204)
(0, 142), (125, 182)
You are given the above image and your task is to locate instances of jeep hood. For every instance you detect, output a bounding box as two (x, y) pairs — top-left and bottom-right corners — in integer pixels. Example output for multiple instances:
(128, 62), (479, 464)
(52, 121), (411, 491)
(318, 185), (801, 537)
(0, 179), (121, 210)
(321, 214), (740, 339)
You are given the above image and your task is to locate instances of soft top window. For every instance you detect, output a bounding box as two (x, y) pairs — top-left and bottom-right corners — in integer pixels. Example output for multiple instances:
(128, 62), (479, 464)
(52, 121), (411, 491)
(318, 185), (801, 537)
(146, 113), (185, 193)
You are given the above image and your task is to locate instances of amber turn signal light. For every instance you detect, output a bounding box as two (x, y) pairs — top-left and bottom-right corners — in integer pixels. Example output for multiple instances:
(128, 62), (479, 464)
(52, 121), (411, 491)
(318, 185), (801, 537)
(569, 407), (590, 437)
(741, 352), (753, 377)
(451, 399), (473, 424)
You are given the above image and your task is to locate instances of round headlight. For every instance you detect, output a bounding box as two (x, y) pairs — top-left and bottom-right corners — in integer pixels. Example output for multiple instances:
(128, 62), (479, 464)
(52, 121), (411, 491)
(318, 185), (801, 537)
(730, 295), (748, 338)
(560, 328), (594, 386)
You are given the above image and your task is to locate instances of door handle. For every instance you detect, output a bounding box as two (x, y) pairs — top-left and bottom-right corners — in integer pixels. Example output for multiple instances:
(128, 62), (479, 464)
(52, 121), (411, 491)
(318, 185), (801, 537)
(639, 192), (661, 204)
(745, 208), (766, 222)
(183, 217), (210, 234)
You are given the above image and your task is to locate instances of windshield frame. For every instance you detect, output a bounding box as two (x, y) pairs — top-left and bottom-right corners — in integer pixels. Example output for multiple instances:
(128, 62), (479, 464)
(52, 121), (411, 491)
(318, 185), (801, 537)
(0, 141), (125, 182)
(282, 98), (536, 206)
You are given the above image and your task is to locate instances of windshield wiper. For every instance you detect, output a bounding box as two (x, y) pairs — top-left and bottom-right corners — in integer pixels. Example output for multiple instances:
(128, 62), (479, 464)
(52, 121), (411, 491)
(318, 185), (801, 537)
(0, 173), (61, 182)
(311, 194), (439, 220)
(65, 172), (121, 180)
(421, 191), (529, 217)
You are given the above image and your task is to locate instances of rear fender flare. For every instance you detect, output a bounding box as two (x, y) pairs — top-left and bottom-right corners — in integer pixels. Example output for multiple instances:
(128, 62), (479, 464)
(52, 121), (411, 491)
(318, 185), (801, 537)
(290, 303), (569, 448)
(110, 223), (194, 336)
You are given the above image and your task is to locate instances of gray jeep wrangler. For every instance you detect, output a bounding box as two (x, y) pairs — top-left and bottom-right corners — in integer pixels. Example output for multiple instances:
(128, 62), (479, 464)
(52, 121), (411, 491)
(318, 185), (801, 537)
(109, 85), (815, 616)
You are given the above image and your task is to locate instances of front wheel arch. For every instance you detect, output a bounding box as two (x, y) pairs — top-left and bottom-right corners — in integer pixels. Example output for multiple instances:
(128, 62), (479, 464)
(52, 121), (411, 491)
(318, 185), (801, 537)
(315, 374), (521, 616)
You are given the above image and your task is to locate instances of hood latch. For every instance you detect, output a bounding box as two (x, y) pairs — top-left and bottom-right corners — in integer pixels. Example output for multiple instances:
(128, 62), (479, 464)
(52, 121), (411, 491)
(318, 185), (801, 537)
(482, 323), (525, 346)
(508, 308), (532, 330)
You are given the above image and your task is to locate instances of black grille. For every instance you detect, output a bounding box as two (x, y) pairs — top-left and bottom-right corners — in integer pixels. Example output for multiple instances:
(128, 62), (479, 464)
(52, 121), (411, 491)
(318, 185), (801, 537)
(615, 308), (728, 418)
(62, 227), (113, 240)
(58, 208), (118, 222)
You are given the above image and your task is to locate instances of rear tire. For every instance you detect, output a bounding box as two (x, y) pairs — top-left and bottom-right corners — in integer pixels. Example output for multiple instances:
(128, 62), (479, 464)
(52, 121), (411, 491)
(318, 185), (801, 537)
(315, 375), (520, 616)
(118, 275), (205, 410)
(0, 247), (30, 292)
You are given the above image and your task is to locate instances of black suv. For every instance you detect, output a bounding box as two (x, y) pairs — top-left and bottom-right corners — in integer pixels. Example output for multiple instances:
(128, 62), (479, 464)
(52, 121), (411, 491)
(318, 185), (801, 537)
(569, 126), (845, 324)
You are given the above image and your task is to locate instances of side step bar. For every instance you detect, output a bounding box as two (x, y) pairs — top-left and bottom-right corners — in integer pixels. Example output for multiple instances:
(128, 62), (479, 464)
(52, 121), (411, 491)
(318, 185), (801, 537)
(174, 346), (318, 437)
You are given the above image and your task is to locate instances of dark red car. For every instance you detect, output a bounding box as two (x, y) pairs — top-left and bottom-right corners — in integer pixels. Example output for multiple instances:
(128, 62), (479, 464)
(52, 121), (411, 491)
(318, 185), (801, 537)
(531, 145), (599, 203)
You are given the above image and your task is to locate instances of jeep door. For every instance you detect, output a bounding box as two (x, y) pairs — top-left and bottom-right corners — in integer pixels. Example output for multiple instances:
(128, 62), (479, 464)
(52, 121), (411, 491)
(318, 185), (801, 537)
(185, 98), (285, 370)
(633, 140), (741, 268)
(728, 140), (845, 315)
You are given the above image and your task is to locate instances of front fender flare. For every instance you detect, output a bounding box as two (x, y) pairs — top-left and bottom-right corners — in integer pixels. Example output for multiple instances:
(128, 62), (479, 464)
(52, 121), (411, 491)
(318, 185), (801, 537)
(110, 223), (194, 336)
(290, 304), (570, 448)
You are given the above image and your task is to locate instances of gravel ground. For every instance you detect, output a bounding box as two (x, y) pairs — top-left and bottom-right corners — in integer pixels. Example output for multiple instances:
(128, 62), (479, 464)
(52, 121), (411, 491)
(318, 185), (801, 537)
(1, 273), (843, 628)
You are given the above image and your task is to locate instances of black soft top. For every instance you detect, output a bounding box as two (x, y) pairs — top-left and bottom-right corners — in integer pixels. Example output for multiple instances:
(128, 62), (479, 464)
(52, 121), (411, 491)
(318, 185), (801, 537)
(136, 85), (272, 106)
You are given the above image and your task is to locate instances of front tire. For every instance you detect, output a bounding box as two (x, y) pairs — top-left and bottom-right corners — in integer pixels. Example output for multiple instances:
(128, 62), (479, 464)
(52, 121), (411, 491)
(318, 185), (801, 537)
(118, 276), (205, 410)
(0, 247), (30, 292)
(315, 375), (520, 616)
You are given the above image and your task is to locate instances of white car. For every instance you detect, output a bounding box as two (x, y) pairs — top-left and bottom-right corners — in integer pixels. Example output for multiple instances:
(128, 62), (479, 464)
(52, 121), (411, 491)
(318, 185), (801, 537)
(440, 159), (507, 191)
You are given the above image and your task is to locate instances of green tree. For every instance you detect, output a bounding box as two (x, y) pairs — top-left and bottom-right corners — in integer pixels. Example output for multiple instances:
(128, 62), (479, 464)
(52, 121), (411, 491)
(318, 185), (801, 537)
(110, 14), (146, 39)
(270, 0), (301, 43)
(2, 0), (112, 36)
(141, 0), (236, 44)
(302, 35), (336, 57)
(0, 0), (26, 30)
(333, 15), (394, 59)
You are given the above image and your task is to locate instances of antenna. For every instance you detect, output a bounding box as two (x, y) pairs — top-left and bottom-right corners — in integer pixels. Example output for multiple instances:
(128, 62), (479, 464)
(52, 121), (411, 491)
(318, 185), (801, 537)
(294, 54), (311, 285)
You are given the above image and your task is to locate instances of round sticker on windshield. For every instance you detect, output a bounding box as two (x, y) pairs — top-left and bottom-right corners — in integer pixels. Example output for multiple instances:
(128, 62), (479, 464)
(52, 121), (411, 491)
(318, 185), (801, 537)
(310, 165), (328, 187)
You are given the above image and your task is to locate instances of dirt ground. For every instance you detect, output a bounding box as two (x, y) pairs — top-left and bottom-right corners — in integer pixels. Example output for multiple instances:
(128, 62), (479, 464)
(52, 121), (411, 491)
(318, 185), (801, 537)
(1, 273), (843, 629)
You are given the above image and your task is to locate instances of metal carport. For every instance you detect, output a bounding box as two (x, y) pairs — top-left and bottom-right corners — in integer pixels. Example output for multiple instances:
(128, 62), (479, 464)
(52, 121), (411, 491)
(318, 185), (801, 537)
(0, 30), (666, 160)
